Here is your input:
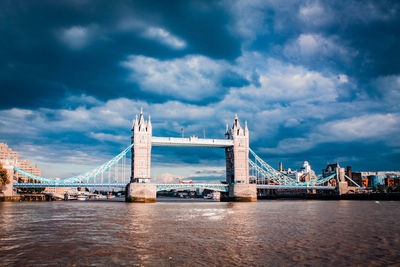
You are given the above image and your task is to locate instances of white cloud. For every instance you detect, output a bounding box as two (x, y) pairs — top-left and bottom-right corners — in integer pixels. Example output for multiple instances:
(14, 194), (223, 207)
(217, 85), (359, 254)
(117, 17), (186, 50)
(152, 173), (181, 183)
(65, 94), (103, 106)
(320, 113), (399, 141)
(299, 2), (324, 19)
(228, 57), (339, 104)
(121, 55), (230, 101)
(142, 27), (186, 49)
(262, 113), (400, 154)
(299, 2), (332, 26)
(338, 74), (349, 83)
(284, 34), (352, 60)
(59, 26), (92, 49)
(89, 132), (126, 143)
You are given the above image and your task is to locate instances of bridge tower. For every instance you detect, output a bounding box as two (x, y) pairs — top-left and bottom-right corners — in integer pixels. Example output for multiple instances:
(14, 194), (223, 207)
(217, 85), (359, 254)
(126, 109), (157, 202)
(336, 164), (349, 195)
(225, 115), (257, 201)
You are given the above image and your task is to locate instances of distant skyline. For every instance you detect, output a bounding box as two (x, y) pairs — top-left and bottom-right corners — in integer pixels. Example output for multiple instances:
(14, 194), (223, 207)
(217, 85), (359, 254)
(0, 1), (399, 182)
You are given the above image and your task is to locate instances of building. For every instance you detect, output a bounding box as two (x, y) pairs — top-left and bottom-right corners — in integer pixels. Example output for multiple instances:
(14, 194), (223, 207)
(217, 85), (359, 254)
(0, 143), (42, 182)
(335, 164), (400, 188)
(280, 161), (317, 182)
(322, 163), (340, 178)
(350, 171), (400, 188)
(0, 143), (18, 162)
(44, 187), (73, 195)
(15, 159), (42, 183)
(350, 172), (362, 186)
(385, 176), (400, 187)
(0, 143), (44, 195)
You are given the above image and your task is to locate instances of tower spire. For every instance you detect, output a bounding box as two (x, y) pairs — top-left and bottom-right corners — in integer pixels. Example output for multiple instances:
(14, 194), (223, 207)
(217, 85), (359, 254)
(139, 107), (144, 125)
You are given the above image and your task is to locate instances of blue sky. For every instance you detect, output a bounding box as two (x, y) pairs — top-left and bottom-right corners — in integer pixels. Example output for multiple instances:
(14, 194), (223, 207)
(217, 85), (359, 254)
(0, 0), (399, 182)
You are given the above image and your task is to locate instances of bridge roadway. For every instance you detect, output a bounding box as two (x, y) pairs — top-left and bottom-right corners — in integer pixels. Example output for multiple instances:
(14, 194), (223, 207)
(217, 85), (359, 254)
(13, 183), (335, 191)
(151, 136), (233, 147)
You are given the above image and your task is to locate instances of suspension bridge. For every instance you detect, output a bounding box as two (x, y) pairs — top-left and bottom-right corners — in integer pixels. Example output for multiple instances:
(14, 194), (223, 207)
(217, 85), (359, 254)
(11, 110), (361, 201)
(12, 144), (342, 191)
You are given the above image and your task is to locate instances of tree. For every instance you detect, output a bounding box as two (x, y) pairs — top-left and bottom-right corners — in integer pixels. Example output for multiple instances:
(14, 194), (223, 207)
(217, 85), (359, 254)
(0, 163), (10, 186)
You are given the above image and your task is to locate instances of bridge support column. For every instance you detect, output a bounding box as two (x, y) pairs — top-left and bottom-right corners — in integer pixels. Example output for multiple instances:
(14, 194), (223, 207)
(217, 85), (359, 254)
(228, 184), (257, 202)
(125, 109), (157, 203)
(224, 114), (257, 202)
(336, 166), (349, 195)
(126, 183), (156, 203)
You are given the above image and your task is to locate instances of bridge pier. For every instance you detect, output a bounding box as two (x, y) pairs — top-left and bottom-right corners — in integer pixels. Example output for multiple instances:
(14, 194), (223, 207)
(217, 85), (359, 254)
(227, 184), (257, 202)
(126, 183), (156, 203)
(336, 165), (349, 195)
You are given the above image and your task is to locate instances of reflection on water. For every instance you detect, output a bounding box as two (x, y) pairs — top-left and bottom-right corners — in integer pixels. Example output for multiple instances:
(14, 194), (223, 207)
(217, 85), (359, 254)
(1, 200), (399, 266)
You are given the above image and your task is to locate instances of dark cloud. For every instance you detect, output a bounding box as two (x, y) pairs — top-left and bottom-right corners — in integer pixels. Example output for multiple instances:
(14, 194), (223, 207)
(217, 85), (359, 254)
(0, 0), (241, 108)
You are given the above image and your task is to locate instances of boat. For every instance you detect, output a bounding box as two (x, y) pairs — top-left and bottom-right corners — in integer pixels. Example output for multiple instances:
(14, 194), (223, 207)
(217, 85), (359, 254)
(77, 195), (88, 201)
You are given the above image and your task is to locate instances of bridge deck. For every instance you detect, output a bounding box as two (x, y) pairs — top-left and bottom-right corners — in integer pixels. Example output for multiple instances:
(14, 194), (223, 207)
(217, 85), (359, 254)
(151, 136), (233, 147)
(14, 183), (335, 190)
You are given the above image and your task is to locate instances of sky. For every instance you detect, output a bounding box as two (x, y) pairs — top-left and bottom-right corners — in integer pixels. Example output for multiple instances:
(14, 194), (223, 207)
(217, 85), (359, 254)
(0, 0), (399, 183)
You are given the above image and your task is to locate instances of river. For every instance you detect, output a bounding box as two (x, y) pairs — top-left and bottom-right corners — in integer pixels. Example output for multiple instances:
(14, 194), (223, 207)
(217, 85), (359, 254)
(1, 199), (399, 266)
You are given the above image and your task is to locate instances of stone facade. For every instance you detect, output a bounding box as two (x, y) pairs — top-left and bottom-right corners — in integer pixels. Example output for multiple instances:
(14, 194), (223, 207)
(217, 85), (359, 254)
(126, 109), (156, 202)
(0, 143), (43, 196)
(225, 115), (256, 201)
(131, 109), (152, 183)
(126, 182), (156, 203)
(228, 184), (257, 202)
(225, 114), (250, 184)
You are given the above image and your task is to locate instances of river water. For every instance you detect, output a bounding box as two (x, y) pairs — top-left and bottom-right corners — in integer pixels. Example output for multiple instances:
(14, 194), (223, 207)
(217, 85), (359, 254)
(1, 199), (399, 266)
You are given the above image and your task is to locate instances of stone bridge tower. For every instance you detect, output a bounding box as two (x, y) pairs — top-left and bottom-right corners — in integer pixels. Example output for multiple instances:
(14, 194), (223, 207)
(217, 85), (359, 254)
(225, 114), (257, 201)
(131, 108), (152, 183)
(126, 109), (156, 202)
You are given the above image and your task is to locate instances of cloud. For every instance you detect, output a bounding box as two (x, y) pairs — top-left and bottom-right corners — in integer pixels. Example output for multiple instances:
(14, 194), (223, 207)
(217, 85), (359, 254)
(142, 27), (186, 49)
(299, 2), (328, 25)
(338, 74), (349, 84)
(263, 113), (400, 154)
(117, 17), (187, 50)
(224, 0), (272, 41)
(241, 59), (338, 103)
(58, 25), (94, 49)
(321, 113), (399, 141)
(121, 55), (239, 102)
(283, 34), (354, 63)
(372, 75), (400, 108)
(89, 132), (126, 143)
(152, 173), (181, 183)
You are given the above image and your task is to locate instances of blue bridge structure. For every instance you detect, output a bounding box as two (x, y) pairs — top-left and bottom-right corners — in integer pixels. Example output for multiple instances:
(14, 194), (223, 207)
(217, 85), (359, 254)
(12, 143), (351, 193)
